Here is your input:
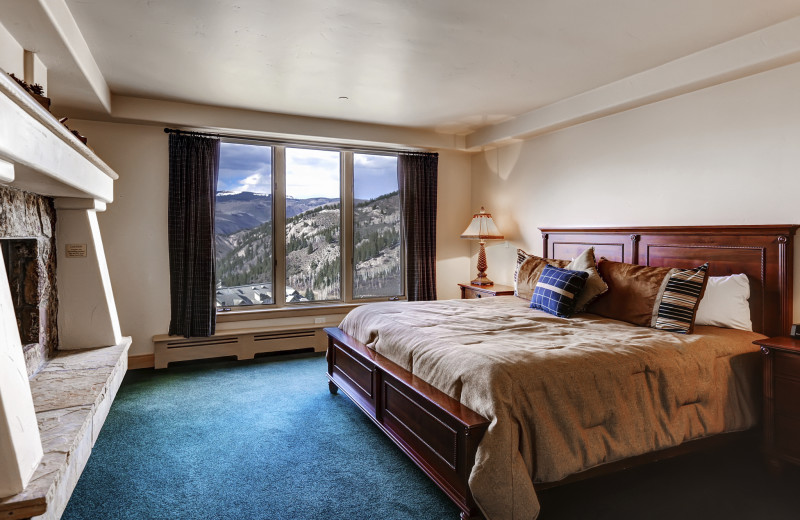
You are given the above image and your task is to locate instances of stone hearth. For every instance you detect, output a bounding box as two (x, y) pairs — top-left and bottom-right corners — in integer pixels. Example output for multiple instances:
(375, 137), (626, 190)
(0, 340), (130, 520)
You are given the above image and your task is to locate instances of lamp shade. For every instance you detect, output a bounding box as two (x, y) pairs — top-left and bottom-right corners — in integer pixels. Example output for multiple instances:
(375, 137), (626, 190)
(461, 207), (504, 240)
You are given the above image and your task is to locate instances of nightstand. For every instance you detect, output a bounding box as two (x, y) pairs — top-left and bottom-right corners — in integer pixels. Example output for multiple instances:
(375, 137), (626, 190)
(459, 283), (514, 300)
(753, 336), (800, 471)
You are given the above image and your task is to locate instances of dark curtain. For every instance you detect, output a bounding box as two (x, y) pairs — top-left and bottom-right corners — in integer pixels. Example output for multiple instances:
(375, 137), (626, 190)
(397, 152), (438, 301)
(167, 133), (220, 337)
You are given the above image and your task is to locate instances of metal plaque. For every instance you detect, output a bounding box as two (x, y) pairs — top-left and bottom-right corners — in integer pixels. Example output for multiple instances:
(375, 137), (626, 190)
(65, 243), (87, 258)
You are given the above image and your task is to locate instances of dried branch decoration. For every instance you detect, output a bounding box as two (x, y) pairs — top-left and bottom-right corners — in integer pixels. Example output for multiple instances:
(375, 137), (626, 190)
(7, 73), (45, 97)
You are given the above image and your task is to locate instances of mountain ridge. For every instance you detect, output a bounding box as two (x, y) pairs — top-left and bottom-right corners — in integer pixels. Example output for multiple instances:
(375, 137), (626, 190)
(215, 191), (400, 305)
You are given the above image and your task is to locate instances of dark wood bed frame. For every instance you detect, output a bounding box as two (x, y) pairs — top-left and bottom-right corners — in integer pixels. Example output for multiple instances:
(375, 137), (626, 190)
(325, 225), (797, 519)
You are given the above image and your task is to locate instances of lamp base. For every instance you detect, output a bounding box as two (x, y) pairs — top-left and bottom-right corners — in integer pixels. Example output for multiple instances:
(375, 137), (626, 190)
(471, 274), (494, 286)
(471, 240), (494, 285)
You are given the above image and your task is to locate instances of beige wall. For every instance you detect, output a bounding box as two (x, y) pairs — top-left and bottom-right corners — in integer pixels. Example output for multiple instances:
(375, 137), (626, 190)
(472, 61), (800, 321)
(436, 149), (473, 298)
(70, 122), (169, 357)
(71, 120), (471, 356)
(0, 22), (23, 77)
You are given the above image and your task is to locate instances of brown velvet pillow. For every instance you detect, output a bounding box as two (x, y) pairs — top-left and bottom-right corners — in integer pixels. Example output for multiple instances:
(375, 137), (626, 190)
(587, 258), (709, 334)
(587, 260), (672, 326)
(515, 253), (569, 302)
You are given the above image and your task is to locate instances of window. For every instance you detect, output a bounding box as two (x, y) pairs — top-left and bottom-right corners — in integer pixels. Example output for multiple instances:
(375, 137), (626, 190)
(285, 147), (341, 302)
(214, 141), (404, 310)
(353, 153), (401, 299)
(215, 142), (274, 307)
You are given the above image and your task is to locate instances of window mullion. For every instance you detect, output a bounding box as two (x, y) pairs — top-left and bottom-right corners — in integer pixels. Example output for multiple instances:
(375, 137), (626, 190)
(273, 146), (287, 308)
(342, 151), (354, 303)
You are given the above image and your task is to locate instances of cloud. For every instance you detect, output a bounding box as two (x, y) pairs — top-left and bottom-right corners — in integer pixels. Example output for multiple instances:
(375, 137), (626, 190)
(217, 144), (398, 200)
(354, 153), (397, 200)
(238, 172), (272, 193)
(354, 153), (396, 173)
(286, 148), (340, 199)
(218, 142), (272, 193)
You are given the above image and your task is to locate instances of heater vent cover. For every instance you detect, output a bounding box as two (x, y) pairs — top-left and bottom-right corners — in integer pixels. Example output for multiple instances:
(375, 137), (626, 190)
(153, 324), (327, 368)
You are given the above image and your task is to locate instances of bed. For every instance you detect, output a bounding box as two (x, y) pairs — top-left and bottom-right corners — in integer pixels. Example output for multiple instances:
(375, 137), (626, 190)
(324, 225), (797, 519)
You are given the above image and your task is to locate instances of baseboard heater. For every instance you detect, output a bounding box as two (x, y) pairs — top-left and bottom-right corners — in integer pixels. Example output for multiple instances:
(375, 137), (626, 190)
(152, 324), (328, 369)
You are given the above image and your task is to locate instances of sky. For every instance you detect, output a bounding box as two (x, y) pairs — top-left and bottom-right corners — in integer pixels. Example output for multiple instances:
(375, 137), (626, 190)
(353, 153), (399, 200)
(217, 142), (398, 200)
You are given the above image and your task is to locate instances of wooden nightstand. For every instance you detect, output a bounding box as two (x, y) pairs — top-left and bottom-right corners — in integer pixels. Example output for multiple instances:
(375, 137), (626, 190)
(753, 336), (800, 471)
(459, 283), (514, 299)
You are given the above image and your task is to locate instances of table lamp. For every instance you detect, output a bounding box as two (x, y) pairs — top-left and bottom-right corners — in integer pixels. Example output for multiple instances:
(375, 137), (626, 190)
(461, 207), (504, 286)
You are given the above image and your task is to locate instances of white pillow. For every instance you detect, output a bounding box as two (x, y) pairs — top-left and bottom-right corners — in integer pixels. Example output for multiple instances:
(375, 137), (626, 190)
(694, 274), (752, 331)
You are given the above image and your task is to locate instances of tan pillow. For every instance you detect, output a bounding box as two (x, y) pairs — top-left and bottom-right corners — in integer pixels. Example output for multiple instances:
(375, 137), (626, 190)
(515, 253), (569, 301)
(588, 259), (709, 334)
(565, 247), (608, 312)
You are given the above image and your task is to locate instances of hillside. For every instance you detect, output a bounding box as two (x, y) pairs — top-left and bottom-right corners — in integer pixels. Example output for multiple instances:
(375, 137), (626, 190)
(352, 192), (401, 298)
(215, 191), (400, 305)
(215, 192), (340, 235)
(215, 191), (272, 235)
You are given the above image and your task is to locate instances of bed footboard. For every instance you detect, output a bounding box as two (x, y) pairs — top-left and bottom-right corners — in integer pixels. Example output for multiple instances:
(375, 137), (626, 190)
(325, 327), (489, 519)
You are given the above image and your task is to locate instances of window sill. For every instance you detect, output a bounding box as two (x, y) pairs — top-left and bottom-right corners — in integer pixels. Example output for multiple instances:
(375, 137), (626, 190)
(215, 301), (373, 323)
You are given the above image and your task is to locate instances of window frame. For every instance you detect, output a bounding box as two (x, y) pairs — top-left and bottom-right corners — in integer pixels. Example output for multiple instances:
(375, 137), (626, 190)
(216, 138), (406, 317)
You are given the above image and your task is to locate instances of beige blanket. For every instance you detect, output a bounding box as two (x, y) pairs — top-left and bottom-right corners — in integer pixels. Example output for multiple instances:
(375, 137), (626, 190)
(339, 296), (763, 520)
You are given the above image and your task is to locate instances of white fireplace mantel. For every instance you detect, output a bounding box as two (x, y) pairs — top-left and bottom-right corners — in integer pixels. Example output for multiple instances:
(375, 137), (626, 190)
(0, 69), (117, 201)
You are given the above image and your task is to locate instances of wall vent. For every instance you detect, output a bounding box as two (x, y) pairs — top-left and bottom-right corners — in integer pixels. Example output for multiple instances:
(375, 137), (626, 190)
(165, 337), (239, 349)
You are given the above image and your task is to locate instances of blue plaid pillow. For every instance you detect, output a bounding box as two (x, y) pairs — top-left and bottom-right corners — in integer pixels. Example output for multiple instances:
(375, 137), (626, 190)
(530, 264), (589, 318)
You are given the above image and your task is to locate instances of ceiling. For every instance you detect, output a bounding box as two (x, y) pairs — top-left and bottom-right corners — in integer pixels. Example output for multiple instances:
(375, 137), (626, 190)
(14, 1), (800, 134)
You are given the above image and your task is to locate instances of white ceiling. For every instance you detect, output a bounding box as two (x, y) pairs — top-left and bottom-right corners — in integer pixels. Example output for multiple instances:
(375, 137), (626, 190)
(32, 1), (800, 133)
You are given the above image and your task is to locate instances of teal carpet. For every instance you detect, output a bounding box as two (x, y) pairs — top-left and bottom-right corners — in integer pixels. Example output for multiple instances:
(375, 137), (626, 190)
(63, 352), (800, 520)
(62, 353), (458, 520)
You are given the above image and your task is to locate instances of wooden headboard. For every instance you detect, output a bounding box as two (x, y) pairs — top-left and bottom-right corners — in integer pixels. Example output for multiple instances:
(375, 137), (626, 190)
(541, 225), (798, 337)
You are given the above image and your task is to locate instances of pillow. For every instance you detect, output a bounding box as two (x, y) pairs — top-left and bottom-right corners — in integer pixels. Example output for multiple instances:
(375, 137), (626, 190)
(564, 247), (608, 312)
(514, 249), (569, 301)
(653, 263), (710, 333)
(694, 274), (752, 331)
(530, 264), (589, 318)
(588, 259), (709, 334)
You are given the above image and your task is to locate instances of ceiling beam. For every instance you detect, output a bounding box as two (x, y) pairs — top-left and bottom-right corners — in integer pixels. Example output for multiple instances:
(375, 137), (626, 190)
(104, 95), (464, 151)
(39, 0), (110, 112)
(1, 0), (110, 113)
(466, 16), (800, 150)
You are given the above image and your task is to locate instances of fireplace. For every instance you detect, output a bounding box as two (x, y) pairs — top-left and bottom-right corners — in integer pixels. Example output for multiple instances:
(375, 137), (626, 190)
(1, 69), (129, 512)
(0, 186), (58, 377)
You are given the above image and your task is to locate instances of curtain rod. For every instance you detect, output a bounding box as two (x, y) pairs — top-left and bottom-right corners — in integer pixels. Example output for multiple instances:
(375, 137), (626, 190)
(163, 127), (433, 155)
(164, 128), (219, 138)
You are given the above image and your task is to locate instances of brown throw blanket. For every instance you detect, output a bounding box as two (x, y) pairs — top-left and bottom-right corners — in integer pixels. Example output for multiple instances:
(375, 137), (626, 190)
(339, 296), (762, 520)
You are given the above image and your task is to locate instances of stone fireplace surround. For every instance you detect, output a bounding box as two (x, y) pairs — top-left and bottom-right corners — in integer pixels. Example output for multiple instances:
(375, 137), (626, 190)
(0, 186), (58, 377)
(0, 69), (131, 520)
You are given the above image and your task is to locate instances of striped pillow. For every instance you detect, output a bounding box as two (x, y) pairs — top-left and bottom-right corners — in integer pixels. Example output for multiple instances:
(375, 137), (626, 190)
(530, 264), (589, 318)
(652, 263), (709, 334)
